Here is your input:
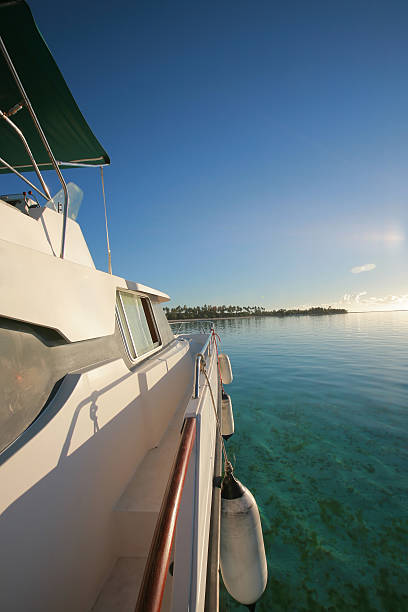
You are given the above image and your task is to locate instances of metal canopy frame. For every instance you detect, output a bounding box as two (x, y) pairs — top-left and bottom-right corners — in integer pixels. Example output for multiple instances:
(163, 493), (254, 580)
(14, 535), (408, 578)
(0, 154), (49, 200)
(0, 34), (69, 258)
(0, 109), (51, 199)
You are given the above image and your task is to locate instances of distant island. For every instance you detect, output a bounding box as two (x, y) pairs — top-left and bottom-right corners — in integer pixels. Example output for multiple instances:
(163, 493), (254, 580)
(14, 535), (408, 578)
(165, 305), (347, 321)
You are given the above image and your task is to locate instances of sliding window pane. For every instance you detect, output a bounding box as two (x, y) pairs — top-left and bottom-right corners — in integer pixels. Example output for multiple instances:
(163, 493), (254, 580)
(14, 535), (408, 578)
(120, 293), (159, 357)
(116, 294), (136, 359)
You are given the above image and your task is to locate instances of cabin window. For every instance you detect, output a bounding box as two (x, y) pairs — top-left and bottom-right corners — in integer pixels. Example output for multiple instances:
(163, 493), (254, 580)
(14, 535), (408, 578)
(116, 291), (160, 360)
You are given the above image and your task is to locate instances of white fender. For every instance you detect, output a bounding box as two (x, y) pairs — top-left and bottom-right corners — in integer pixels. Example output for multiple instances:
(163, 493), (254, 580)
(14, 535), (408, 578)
(218, 353), (233, 384)
(221, 391), (234, 439)
(220, 472), (268, 606)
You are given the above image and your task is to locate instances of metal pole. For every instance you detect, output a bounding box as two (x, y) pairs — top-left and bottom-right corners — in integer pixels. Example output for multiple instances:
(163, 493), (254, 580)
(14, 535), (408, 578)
(57, 160), (108, 168)
(0, 110), (51, 199)
(100, 166), (112, 274)
(0, 35), (69, 258)
(0, 156), (48, 200)
(194, 354), (203, 399)
(193, 335), (213, 399)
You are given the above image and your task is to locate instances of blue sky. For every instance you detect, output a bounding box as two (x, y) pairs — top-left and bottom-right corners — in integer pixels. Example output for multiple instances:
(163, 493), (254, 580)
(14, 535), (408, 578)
(2, 1), (408, 310)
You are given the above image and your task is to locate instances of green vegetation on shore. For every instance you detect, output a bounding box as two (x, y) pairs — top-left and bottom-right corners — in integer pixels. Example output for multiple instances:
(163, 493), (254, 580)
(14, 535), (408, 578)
(164, 305), (347, 320)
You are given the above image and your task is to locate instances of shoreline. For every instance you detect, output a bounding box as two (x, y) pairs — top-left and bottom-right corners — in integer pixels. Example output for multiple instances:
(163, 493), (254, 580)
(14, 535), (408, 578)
(169, 316), (252, 323)
(167, 310), (408, 323)
(168, 313), (347, 323)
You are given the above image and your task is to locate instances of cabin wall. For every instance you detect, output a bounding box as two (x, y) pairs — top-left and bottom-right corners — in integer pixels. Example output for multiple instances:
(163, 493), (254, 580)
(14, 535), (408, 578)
(0, 201), (171, 343)
(0, 237), (118, 341)
(0, 200), (95, 267)
(0, 337), (193, 612)
(0, 240), (171, 343)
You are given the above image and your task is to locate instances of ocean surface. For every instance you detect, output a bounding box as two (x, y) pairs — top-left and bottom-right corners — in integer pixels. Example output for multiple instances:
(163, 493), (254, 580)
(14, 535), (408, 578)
(178, 312), (408, 611)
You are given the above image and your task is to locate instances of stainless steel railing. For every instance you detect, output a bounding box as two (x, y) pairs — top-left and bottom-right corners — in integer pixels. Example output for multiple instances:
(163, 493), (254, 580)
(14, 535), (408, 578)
(193, 331), (213, 399)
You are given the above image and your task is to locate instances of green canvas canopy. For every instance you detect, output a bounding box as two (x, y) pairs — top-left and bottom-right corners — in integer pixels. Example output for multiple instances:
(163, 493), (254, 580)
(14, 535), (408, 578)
(0, 0), (110, 174)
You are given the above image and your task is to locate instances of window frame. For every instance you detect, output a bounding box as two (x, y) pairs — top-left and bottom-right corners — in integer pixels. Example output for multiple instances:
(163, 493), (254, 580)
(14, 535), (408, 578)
(116, 290), (162, 363)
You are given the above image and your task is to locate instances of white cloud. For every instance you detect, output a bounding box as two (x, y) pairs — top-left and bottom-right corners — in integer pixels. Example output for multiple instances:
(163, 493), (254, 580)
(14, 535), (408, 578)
(351, 263), (376, 274)
(355, 291), (367, 303)
(331, 292), (408, 311)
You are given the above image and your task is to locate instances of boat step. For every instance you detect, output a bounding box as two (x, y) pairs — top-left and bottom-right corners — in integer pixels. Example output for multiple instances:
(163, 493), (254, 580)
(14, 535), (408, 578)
(92, 557), (146, 612)
(114, 391), (188, 557)
(92, 390), (190, 610)
(91, 556), (174, 612)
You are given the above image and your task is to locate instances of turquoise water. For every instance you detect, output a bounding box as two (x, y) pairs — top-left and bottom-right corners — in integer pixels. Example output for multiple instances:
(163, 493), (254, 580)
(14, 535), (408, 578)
(180, 312), (408, 610)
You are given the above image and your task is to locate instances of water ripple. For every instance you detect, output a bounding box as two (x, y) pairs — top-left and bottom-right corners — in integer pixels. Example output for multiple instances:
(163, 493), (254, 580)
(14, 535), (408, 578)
(197, 312), (408, 611)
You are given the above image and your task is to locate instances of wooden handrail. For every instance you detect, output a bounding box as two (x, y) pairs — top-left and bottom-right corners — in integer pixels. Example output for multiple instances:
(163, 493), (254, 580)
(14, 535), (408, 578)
(135, 416), (196, 612)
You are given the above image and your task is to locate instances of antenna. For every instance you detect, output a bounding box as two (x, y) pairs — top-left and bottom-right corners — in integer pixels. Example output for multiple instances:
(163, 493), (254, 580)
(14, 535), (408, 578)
(100, 166), (112, 274)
